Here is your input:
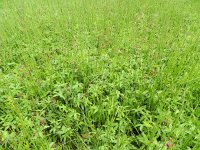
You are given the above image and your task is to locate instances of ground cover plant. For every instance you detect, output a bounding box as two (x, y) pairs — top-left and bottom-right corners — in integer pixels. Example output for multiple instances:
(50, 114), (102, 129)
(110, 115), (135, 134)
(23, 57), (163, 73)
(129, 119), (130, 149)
(0, 0), (200, 149)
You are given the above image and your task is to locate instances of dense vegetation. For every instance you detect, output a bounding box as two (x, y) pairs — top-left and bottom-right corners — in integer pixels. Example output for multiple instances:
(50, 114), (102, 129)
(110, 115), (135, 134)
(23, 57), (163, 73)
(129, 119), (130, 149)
(0, 0), (200, 149)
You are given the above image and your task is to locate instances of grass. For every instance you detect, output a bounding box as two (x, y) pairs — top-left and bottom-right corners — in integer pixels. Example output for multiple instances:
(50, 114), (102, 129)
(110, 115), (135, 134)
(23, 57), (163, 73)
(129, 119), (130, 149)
(0, 0), (200, 149)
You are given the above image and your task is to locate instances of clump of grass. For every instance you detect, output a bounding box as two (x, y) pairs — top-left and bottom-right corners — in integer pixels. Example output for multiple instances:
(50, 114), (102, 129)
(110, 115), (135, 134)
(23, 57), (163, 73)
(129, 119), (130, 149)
(0, 0), (200, 149)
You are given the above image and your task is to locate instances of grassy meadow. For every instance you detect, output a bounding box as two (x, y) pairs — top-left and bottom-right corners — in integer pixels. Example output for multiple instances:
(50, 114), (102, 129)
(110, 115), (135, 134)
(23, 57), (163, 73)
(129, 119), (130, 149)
(0, 0), (200, 149)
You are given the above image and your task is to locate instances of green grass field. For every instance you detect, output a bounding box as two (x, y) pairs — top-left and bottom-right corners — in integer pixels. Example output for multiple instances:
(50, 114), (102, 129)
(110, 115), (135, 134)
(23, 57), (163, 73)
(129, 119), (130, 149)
(0, 0), (200, 149)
